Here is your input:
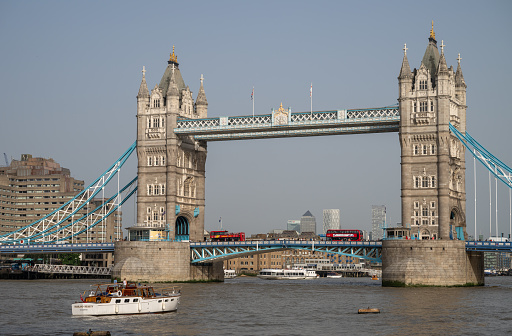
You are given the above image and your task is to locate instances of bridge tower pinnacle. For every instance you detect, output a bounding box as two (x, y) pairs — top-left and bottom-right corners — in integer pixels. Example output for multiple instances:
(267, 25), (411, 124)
(132, 47), (208, 242)
(398, 24), (468, 241)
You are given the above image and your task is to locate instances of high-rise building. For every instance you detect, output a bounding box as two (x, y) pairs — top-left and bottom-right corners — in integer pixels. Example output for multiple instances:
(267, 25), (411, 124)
(323, 209), (340, 234)
(287, 220), (300, 233)
(371, 205), (386, 240)
(300, 211), (316, 234)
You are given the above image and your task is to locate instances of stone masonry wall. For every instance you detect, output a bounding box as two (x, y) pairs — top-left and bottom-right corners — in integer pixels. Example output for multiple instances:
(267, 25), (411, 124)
(382, 240), (484, 286)
(113, 241), (223, 282)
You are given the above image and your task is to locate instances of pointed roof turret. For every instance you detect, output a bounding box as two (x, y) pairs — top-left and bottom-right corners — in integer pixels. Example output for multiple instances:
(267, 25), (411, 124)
(455, 53), (466, 88)
(195, 74), (208, 106)
(137, 66), (150, 98)
(399, 43), (412, 79)
(159, 46), (186, 96)
(421, 21), (440, 82)
(437, 40), (449, 74)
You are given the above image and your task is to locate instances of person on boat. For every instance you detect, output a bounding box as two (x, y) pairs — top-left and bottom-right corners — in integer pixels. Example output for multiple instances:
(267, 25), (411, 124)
(123, 278), (127, 287)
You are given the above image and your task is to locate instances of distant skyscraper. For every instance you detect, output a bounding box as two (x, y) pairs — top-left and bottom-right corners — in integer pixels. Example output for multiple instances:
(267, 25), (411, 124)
(371, 205), (386, 240)
(323, 209), (340, 234)
(300, 211), (316, 234)
(287, 220), (301, 233)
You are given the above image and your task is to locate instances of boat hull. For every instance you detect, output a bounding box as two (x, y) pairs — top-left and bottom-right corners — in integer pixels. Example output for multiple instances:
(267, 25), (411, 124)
(72, 295), (180, 316)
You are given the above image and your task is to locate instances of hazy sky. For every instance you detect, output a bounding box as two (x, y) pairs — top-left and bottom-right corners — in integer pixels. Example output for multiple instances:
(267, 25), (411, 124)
(1, 1), (511, 238)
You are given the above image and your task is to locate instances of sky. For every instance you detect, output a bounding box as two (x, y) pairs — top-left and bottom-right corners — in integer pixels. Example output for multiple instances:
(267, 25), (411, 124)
(1, 1), (511, 238)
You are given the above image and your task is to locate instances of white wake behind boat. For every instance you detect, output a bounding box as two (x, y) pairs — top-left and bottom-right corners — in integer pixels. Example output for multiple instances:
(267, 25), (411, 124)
(72, 283), (180, 316)
(258, 268), (318, 280)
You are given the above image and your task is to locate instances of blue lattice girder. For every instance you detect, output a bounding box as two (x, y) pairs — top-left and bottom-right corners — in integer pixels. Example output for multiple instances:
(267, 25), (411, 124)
(450, 123), (512, 189)
(189, 240), (383, 263)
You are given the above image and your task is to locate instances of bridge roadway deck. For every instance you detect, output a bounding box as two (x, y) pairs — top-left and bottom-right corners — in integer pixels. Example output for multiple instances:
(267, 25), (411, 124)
(1, 241), (510, 258)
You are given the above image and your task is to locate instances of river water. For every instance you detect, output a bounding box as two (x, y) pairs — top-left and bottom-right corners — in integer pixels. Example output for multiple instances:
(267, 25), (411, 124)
(1, 276), (511, 336)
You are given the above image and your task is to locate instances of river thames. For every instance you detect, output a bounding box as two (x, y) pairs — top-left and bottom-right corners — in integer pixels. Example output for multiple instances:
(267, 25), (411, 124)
(1, 276), (511, 335)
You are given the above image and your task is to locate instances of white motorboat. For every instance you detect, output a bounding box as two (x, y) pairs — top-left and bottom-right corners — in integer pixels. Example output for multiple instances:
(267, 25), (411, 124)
(257, 268), (318, 280)
(224, 269), (237, 279)
(326, 272), (342, 278)
(72, 283), (180, 316)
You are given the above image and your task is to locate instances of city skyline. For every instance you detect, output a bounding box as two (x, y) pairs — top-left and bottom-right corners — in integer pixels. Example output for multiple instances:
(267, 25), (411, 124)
(1, 1), (511, 237)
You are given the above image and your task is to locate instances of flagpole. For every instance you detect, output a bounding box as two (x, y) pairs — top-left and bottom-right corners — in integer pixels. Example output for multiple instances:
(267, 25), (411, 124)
(252, 86), (255, 118)
(310, 83), (313, 120)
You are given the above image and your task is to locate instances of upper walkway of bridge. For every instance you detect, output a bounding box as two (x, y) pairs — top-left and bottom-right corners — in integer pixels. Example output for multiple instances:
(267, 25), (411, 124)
(174, 106), (399, 141)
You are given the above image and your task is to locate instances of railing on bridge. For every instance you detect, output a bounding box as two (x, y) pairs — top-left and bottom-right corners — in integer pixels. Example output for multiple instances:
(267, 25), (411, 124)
(175, 106), (400, 141)
(466, 241), (512, 251)
(30, 264), (112, 275)
(0, 242), (115, 254)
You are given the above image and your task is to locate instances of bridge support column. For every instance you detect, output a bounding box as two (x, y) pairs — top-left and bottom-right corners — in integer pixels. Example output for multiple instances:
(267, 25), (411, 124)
(112, 241), (223, 282)
(381, 240), (484, 286)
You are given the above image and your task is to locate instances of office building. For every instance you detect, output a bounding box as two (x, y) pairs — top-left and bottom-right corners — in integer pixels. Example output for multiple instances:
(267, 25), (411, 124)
(371, 205), (386, 240)
(300, 210), (316, 234)
(323, 209), (340, 234)
(287, 220), (301, 233)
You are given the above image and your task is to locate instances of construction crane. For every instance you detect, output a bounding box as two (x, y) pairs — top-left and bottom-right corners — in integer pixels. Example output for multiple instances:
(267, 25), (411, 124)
(3, 153), (9, 166)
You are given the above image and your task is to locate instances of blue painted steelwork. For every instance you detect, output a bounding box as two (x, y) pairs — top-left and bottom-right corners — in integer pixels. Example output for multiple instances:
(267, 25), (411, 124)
(0, 142), (137, 244)
(0, 243), (115, 254)
(189, 240), (383, 263)
(175, 216), (189, 241)
(450, 123), (512, 189)
(175, 106), (399, 141)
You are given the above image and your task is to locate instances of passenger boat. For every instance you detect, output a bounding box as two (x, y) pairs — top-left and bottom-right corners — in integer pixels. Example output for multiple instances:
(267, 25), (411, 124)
(224, 269), (237, 279)
(257, 268), (318, 280)
(72, 282), (181, 316)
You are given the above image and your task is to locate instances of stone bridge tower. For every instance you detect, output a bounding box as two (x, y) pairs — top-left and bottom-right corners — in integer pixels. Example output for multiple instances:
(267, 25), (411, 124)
(133, 47), (208, 242)
(398, 23), (467, 240)
(383, 24), (483, 286)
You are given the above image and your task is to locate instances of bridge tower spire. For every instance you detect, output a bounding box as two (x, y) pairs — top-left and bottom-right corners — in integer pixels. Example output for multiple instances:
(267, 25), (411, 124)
(132, 47), (207, 242)
(398, 24), (467, 241)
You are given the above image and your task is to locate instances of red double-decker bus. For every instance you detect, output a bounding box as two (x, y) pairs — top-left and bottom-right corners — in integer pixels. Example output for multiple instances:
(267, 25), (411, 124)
(326, 229), (363, 241)
(209, 230), (246, 242)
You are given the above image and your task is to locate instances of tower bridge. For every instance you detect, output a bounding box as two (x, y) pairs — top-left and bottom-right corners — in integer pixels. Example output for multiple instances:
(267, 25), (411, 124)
(5, 25), (511, 285)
